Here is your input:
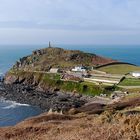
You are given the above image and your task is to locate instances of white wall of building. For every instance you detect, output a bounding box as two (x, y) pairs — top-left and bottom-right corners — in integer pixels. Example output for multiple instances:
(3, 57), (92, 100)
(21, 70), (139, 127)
(72, 66), (86, 72)
(131, 72), (140, 78)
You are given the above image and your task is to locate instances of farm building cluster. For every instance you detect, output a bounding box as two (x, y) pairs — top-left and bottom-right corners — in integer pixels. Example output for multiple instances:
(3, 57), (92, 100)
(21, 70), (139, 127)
(49, 66), (126, 85)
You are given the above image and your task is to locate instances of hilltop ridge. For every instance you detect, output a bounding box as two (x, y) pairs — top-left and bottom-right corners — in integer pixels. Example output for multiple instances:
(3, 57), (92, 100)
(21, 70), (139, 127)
(12, 47), (117, 71)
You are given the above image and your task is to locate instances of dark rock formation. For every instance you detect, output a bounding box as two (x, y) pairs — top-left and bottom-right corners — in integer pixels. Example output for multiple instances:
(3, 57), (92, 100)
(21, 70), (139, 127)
(0, 82), (87, 112)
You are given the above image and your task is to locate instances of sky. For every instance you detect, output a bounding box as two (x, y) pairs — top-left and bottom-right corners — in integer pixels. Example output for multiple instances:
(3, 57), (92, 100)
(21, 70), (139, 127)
(0, 0), (140, 45)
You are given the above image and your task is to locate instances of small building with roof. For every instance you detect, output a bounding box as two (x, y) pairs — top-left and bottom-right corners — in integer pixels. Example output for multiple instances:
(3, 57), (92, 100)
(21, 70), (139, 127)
(72, 66), (86, 72)
(131, 72), (140, 78)
(49, 68), (60, 73)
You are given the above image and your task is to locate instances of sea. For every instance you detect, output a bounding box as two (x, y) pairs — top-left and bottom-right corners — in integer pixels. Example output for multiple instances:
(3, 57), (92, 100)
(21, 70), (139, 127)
(0, 44), (140, 127)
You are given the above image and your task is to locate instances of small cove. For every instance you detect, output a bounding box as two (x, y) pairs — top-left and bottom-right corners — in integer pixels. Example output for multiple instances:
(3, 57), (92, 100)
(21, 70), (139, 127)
(0, 97), (42, 127)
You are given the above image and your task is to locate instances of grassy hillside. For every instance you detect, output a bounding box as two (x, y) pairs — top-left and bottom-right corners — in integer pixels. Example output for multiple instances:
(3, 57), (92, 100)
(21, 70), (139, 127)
(12, 47), (116, 71)
(98, 64), (140, 74)
(6, 70), (115, 96)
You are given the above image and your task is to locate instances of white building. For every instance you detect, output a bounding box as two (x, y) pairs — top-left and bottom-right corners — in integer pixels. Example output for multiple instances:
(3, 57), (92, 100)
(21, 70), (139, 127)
(50, 68), (60, 73)
(131, 72), (140, 78)
(72, 66), (86, 72)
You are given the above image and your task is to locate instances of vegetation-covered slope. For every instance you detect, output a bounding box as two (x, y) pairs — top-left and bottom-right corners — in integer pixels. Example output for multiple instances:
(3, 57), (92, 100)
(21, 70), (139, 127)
(119, 78), (140, 86)
(12, 47), (117, 71)
(98, 64), (140, 74)
(5, 71), (114, 96)
(1, 95), (140, 140)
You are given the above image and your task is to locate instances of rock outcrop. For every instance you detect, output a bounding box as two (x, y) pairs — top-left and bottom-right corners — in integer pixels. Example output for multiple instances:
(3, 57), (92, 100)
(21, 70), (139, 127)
(0, 83), (87, 112)
(11, 47), (117, 71)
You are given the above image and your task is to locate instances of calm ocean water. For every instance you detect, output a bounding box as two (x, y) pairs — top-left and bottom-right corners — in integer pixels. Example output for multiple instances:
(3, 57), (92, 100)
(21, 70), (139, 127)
(0, 44), (140, 127)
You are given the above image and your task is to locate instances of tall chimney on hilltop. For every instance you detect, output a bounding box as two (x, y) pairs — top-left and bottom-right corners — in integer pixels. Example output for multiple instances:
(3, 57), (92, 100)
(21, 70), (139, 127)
(49, 41), (51, 48)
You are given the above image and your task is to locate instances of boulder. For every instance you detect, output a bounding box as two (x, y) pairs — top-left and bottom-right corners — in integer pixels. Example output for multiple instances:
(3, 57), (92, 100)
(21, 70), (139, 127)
(4, 75), (19, 84)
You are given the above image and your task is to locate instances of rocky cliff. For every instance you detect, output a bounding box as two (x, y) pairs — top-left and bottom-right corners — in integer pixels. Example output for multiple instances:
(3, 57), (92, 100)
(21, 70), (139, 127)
(4, 47), (117, 94)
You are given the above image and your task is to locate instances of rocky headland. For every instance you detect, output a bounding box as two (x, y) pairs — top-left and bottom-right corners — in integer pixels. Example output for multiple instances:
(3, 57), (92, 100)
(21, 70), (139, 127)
(1, 47), (118, 112)
(11, 46), (117, 72)
(0, 47), (140, 140)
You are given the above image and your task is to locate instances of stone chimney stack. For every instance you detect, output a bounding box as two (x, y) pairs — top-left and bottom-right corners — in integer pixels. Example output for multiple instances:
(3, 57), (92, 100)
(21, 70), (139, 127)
(49, 41), (51, 48)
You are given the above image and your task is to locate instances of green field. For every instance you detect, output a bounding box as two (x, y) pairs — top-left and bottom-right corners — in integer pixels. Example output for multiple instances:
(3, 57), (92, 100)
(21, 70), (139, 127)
(42, 74), (111, 96)
(119, 78), (140, 86)
(8, 70), (115, 96)
(98, 64), (140, 74)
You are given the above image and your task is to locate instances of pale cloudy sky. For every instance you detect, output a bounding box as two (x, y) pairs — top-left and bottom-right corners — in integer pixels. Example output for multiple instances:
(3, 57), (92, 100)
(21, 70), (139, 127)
(0, 0), (140, 45)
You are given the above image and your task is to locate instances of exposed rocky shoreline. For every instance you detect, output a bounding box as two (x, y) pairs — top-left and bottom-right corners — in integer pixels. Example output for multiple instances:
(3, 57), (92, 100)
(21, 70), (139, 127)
(0, 82), (88, 112)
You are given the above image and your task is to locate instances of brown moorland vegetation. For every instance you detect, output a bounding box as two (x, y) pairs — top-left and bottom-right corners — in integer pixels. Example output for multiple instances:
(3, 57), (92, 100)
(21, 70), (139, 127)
(12, 47), (117, 71)
(0, 96), (140, 140)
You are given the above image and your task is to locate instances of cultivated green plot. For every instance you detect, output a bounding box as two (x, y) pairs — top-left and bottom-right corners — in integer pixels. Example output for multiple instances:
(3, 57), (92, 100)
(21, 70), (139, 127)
(98, 64), (140, 74)
(119, 78), (140, 86)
